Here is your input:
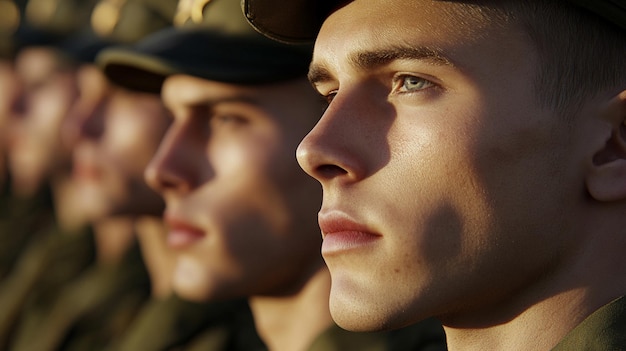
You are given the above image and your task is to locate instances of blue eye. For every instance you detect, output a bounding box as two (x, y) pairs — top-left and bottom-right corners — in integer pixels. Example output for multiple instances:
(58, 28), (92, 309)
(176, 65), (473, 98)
(397, 75), (433, 93)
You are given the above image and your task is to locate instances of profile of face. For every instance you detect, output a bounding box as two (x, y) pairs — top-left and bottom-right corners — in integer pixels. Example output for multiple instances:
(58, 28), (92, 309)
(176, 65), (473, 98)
(297, 0), (585, 331)
(145, 74), (324, 301)
(7, 47), (78, 196)
(66, 65), (168, 222)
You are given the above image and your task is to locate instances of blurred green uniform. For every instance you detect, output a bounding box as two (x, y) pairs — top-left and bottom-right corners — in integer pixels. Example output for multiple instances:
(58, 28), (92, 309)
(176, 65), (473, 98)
(309, 319), (446, 351)
(0, 220), (95, 349)
(9, 242), (149, 351)
(0, 184), (56, 282)
(110, 295), (264, 351)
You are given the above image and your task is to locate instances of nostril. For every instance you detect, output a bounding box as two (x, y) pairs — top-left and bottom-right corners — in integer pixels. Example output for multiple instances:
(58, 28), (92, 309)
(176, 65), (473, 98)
(316, 164), (348, 179)
(11, 95), (26, 117)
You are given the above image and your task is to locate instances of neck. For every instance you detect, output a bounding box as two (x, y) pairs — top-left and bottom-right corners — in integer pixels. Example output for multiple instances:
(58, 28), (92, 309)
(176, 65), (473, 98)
(134, 216), (175, 299)
(93, 217), (136, 265)
(249, 266), (334, 351)
(443, 289), (591, 351)
(443, 222), (626, 351)
(51, 175), (89, 232)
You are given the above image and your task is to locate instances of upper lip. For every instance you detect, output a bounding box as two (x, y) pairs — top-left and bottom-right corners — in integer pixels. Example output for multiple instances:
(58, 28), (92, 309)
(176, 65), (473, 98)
(164, 212), (205, 235)
(318, 211), (380, 239)
(72, 146), (100, 180)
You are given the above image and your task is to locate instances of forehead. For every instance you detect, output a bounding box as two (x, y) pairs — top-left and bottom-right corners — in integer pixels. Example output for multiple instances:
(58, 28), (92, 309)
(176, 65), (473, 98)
(161, 74), (258, 108)
(16, 48), (63, 83)
(312, 0), (529, 76)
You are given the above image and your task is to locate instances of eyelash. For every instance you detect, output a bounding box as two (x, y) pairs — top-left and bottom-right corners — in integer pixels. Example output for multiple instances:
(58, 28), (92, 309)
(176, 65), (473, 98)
(317, 74), (436, 107)
(392, 74), (435, 94)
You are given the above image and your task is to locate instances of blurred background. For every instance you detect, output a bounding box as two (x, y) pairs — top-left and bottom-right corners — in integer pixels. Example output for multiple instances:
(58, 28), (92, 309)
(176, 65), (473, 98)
(0, 0), (263, 350)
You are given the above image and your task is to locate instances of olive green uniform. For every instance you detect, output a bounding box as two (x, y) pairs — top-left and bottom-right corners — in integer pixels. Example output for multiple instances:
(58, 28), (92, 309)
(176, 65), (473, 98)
(109, 295), (264, 351)
(0, 223), (95, 349)
(309, 318), (446, 351)
(552, 295), (626, 350)
(8, 242), (150, 351)
(0, 185), (56, 282)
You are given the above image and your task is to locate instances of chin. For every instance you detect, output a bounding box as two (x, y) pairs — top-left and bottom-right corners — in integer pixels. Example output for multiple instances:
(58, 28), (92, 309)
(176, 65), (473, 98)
(173, 284), (209, 302)
(172, 257), (213, 302)
(328, 276), (428, 332)
(328, 284), (393, 332)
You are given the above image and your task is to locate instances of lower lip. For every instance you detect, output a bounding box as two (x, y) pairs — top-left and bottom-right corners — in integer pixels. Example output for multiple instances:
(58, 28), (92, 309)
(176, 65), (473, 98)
(167, 229), (205, 249)
(321, 231), (380, 255)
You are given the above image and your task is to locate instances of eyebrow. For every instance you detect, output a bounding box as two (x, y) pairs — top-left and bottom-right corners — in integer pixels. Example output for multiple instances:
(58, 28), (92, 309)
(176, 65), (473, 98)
(308, 45), (454, 86)
(164, 91), (261, 113)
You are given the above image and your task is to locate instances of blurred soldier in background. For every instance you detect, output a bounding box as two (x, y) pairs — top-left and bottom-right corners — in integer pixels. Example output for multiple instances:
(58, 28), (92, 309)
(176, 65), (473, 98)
(0, 0), (21, 199)
(97, 0), (446, 350)
(61, 1), (262, 347)
(0, 0), (176, 349)
(0, 0), (262, 349)
(0, 0), (33, 281)
(0, 0), (100, 346)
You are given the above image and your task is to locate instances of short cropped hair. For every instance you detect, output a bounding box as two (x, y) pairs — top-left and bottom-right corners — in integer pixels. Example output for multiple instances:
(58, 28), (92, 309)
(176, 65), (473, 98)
(460, 0), (626, 117)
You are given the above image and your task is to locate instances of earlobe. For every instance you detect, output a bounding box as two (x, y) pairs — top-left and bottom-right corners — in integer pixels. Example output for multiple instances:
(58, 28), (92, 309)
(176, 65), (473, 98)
(586, 91), (626, 202)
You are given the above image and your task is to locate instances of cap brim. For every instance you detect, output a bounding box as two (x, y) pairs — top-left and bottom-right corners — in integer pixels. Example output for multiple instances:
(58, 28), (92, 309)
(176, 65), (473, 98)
(243, 0), (626, 44)
(242, 0), (341, 44)
(98, 26), (312, 93)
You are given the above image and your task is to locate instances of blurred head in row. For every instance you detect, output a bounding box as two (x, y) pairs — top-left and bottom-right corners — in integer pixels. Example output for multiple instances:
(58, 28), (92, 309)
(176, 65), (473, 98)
(93, 0), (343, 348)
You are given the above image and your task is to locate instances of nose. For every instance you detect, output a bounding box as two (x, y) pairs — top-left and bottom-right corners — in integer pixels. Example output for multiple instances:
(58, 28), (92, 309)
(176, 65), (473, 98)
(63, 96), (106, 149)
(11, 93), (27, 119)
(63, 65), (112, 149)
(296, 93), (372, 184)
(144, 122), (203, 195)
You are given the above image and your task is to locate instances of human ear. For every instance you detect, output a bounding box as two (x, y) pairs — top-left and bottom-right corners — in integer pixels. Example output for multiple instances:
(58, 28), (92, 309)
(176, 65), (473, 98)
(586, 91), (626, 202)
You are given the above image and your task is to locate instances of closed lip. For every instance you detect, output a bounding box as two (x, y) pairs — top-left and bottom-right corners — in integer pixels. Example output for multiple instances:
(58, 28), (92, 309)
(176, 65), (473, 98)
(164, 213), (206, 249)
(318, 211), (380, 255)
(72, 147), (101, 181)
(72, 161), (100, 181)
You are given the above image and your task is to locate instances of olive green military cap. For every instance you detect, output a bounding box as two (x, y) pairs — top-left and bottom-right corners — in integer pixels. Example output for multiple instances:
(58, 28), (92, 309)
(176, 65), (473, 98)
(14, 0), (99, 48)
(242, 0), (626, 43)
(97, 0), (312, 93)
(61, 0), (177, 63)
(13, 0), (176, 63)
(89, 0), (177, 45)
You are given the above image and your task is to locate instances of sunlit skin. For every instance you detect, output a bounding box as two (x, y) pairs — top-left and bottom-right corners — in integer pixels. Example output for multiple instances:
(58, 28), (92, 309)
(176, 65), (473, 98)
(66, 64), (168, 222)
(7, 47), (77, 197)
(145, 74), (325, 302)
(146, 74), (331, 351)
(296, 0), (626, 350)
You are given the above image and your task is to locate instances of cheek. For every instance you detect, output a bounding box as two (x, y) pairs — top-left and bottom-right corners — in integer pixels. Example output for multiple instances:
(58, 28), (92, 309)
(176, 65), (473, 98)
(106, 120), (163, 174)
(193, 196), (279, 284)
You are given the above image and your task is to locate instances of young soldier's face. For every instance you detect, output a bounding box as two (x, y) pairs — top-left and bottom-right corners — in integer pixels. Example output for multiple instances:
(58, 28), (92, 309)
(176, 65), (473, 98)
(68, 65), (167, 220)
(7, 48), (77, 196)
(146, 74), (323, 301)
(298, 0), (583, 331)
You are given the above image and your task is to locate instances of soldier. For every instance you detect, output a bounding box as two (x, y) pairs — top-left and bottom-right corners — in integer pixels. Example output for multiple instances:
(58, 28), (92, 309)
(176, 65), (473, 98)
(244, 0), (626, 349)
(0, 0), (176, 350)
(61, 1), (263, 350)
(96, 0), (446, 350)
(0, 0), (30, 279)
